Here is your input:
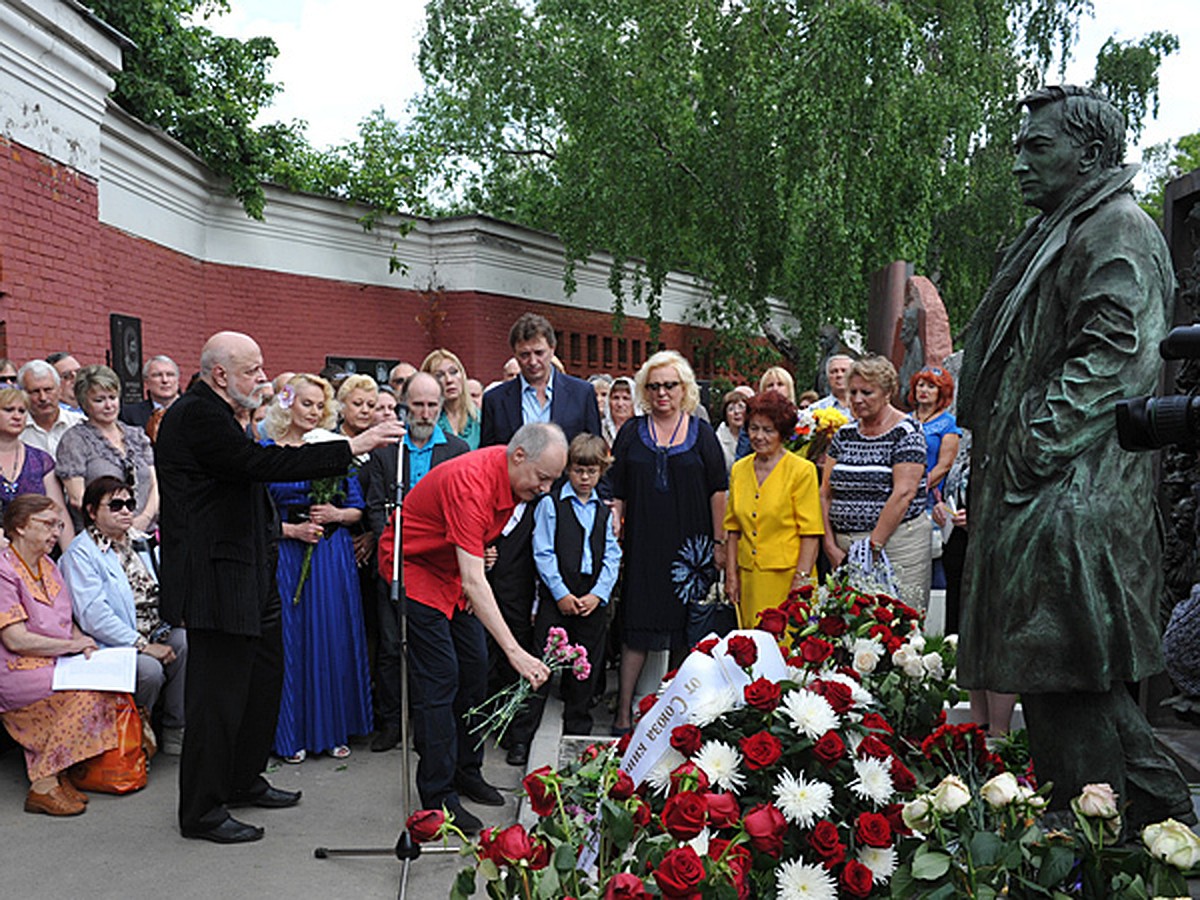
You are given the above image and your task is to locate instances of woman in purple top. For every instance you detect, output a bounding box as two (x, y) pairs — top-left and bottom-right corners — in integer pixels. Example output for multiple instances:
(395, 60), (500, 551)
(0, 386), (74, 549)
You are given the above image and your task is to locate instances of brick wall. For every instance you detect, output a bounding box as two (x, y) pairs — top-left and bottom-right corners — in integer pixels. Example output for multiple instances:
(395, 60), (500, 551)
(2, 135), (722, 384)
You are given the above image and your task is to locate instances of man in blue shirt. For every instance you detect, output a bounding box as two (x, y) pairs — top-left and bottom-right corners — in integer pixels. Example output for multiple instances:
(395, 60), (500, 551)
(505, 434), (621, 755)
(479, 313), (603, 766)
(363, 372), (469, 753)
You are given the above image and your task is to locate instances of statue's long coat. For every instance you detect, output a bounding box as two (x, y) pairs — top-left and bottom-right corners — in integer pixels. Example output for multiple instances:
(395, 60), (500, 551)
(957, 165), (1175, 693)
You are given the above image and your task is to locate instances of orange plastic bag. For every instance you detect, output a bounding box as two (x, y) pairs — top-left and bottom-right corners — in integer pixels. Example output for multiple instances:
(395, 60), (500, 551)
(69, 694), (148, 794)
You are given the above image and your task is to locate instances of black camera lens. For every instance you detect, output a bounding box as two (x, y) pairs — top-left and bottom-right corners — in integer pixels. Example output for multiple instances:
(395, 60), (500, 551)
(1116, 395), (1200, 451)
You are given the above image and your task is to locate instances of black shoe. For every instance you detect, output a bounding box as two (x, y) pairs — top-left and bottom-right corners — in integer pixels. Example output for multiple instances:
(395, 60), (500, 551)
(228, 785), (302, 809)
(445, 803), (483, 835)
(505, 742), (530, 768)
(455, 773), (505, 806)
(182, 816), (264, 844)
(370, 726), (401, 752)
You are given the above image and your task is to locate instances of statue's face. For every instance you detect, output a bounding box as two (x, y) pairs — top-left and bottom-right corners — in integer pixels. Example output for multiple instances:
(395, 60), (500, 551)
(1013, 103), (1085, 214)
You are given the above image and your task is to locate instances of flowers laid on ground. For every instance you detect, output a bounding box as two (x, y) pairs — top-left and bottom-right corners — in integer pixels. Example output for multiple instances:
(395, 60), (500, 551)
(886, 717), (1200, 898)
(468, 627), (590, 748)
(788, 406), (849, 460)
(432, 577), (1197, 899)
(774, 578), (959, 742)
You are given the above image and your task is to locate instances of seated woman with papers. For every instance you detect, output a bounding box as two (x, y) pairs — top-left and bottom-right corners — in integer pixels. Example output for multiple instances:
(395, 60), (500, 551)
(62, 476), (187, 756)
(0, 494), (123, 816)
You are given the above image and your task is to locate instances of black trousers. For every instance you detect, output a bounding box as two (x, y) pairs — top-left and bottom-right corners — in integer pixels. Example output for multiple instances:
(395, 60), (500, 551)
(406, 600), (487, 808)
(375, 575), (402, 730)
(178, 615), (283, 832)
(485, 507), (538, 696)
(509, 592), (610, 744)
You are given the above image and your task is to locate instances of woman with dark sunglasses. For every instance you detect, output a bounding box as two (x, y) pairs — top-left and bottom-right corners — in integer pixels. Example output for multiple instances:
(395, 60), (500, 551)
(60, 476), (186, 755)
(609, 350), (728, 734)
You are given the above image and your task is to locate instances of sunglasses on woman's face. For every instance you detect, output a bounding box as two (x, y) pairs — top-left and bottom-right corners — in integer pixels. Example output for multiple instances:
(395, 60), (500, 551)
(107, 497), (137, 512)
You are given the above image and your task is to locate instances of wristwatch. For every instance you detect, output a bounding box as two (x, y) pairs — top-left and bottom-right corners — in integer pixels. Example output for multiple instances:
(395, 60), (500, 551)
(134, 636), (149, 652)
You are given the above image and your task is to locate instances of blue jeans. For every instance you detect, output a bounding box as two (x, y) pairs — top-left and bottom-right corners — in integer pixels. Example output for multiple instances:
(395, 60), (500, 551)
(406, 598), (488, 808)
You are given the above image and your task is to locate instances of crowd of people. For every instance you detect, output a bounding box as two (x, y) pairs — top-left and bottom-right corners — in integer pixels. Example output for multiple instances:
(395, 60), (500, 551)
(0, 314), (970, 838)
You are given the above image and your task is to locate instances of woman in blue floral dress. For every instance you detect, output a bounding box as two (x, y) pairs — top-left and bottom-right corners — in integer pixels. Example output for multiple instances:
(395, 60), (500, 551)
(260, 374), (372, 762)
(610, 352), (727, 733)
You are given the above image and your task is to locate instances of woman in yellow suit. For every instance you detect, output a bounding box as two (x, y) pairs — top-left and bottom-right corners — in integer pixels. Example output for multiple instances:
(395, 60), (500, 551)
(724, 390), (823, 628)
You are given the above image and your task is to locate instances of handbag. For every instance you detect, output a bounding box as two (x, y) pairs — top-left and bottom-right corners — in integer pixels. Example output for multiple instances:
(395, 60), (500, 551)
(69, 693), (149, 794)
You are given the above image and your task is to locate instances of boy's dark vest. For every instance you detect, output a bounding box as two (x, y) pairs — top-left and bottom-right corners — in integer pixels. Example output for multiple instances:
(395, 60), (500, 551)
(545, 486), (609, 598)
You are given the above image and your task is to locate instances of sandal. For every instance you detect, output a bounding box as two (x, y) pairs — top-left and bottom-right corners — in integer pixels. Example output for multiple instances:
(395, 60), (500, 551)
(330, 745), (351, 759)
(282, 749), (306, 764)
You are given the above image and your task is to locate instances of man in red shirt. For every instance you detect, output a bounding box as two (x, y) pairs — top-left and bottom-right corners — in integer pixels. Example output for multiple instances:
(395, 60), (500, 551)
(378, 422), (566, 833)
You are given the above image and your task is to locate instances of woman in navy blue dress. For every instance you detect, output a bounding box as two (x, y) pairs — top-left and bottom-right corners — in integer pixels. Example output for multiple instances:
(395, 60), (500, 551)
(260, 374), (372, 762)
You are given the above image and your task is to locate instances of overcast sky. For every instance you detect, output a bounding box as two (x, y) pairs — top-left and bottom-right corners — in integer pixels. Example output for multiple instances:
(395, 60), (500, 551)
(209, 0), (1198, 159)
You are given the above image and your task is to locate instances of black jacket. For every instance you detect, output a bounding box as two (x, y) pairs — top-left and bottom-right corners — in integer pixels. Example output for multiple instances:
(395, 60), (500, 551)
(155, 381), (352, 635)
(361, 432), (470, 537)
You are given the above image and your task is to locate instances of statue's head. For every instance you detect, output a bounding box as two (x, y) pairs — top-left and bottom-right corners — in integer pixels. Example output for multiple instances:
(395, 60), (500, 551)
(1013, 85), (1126, 214)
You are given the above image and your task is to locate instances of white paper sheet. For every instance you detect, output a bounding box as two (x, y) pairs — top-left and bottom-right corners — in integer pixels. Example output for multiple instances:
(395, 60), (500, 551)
(52, 646), (137, 692)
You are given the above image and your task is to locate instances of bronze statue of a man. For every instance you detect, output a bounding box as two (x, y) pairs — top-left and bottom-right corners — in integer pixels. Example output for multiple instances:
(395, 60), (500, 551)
(957, 86), (1193, 828)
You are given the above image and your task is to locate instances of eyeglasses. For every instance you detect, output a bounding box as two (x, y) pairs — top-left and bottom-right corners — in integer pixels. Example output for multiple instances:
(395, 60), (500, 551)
(30, 516), (65, 532)
(920, 367), (945, 377)
(0, 376), (17, 385)
(645, 381), (681, 394)
(106, 497), (137, 512)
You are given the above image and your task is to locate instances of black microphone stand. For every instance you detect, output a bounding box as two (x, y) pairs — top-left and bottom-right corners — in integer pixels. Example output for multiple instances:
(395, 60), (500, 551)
(314, 425), (461, 898)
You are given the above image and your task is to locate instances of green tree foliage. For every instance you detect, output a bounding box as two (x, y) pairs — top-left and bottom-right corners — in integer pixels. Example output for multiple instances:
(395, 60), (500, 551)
(1139, 132), (1200, 225)
(1092, 30), (1179, 141)
(411, 0), (1172, 355)
(90, 0), (294, 218)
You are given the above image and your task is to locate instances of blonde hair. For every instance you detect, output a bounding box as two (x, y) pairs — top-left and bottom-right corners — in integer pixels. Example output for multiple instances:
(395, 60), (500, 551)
(336, 374), (378, 402)
(0, 386), (29, 411)
(634, 350), (700, 414)
(758, 366), (796, 403)
(420, 348), (478, 423)
(262, 373), (338, 440)
(849, 355), (899, 400)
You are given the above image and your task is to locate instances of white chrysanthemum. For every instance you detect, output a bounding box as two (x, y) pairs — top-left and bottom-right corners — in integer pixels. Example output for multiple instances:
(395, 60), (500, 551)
(687, 685), (739, 727)
(776, 858), (837, 900)
(773, 769), (833, 828)
(858, 845), (897, 883)
(694, 740), (746, 792)
(819, 670), (875, 707)
(645, 748), (686, 795)
(850, 756), (894, 807)
(781, 689), (839, 739)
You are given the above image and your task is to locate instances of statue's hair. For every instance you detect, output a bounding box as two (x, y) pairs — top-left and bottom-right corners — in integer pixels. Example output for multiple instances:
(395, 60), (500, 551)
(1020, 85), (1126, 168)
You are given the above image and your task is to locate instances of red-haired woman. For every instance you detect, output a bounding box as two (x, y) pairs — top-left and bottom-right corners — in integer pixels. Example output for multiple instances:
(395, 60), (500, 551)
(908, 366), (960, 506)
(723, 391), (822, 628)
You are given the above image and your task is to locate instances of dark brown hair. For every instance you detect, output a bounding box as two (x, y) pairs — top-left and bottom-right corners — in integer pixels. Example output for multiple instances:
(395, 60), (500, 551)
(508, 312), (557, 349)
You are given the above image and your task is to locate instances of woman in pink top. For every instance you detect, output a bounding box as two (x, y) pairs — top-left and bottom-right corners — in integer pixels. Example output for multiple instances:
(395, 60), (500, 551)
(0, 494), (120, 816)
